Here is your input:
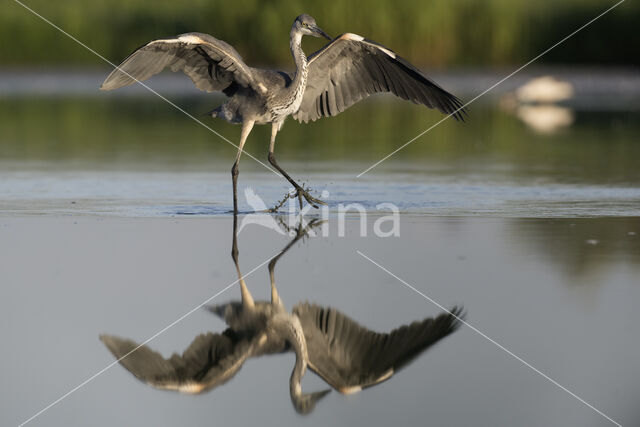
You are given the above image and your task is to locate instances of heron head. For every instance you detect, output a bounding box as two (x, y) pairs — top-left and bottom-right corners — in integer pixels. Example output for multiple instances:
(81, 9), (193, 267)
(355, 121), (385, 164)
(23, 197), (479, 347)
(295, 14), (331, 40)
(291, 388), (331, 415)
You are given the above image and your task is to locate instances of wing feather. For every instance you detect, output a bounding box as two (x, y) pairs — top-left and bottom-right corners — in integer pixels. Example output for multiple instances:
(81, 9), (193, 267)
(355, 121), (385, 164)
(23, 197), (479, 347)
(293, 303), (463, 392)
(294, 34), (466, 123)
(100, 32), (256, 95)
(100, 330), (253, 394)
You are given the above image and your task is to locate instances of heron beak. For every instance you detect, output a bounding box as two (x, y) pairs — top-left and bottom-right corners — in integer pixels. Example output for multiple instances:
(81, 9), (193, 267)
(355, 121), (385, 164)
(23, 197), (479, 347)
(292, 389), (332, 415)
(312, 25), (331, 40)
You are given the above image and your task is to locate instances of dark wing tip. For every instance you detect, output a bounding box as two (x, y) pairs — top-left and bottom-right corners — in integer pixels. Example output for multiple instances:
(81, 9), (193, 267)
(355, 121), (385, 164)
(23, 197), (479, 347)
(446, 306), (466, 330)
(389, 53), (468, 121)
(447, 96), (468, 122)
(99, 68), (135, 91)
(100, 333), (132, 349)
(99, 74), (116, 91)
(99, 80), (117, 91)
(99, 333), (118, 346)
(99, 334), (138, 360)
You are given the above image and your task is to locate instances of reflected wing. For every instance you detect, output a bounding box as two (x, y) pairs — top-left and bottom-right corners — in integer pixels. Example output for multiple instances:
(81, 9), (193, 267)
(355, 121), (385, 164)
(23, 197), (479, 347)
(101, 32), (256, 95)
(100, 329), (254, 394)
(293, 303), (463, 393)
(293, 33), (466, 123)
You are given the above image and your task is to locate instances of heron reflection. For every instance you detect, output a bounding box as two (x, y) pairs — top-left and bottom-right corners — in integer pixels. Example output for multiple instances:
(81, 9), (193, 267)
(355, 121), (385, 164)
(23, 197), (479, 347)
(101, 215), (463, 414)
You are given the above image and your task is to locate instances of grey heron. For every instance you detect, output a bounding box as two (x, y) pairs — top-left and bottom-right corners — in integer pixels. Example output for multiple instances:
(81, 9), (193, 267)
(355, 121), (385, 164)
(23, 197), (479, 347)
(100, 14), (466, 213)
(100, 216), (463, 413)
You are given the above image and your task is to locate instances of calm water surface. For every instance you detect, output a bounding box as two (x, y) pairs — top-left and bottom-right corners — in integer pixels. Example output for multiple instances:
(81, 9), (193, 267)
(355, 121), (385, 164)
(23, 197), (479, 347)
(1, 95), (639, 217)
(2, 216), (639, 427)
(1, 94), (639, 426)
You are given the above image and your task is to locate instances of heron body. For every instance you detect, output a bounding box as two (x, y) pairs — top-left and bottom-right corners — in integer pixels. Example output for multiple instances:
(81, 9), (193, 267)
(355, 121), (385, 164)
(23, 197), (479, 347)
(101, 14), (466, 213)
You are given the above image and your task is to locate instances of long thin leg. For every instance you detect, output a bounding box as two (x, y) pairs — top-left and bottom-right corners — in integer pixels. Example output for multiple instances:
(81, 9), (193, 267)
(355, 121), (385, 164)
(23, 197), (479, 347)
(231, 120), (255, 214)
(232, 211), (254, 309)
(268, 261), (282, 308)
(267, 218), (322, 308)
(268, 122), (326, 209)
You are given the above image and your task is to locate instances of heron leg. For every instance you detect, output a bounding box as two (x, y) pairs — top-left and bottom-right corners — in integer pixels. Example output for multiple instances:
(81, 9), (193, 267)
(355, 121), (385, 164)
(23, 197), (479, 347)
(266, 218), (323, 308)
(231, 120), (255, 214)
(268, 123), (326, 209)
(268, 260), (282, 308)
(232, 211), (255, 309)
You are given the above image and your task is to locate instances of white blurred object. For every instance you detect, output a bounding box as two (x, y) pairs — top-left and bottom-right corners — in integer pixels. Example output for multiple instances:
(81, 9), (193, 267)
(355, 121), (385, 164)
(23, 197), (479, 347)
(515, 76), (574, 103)
(501, 76), (575, 134)
(516, 105), (575, 134)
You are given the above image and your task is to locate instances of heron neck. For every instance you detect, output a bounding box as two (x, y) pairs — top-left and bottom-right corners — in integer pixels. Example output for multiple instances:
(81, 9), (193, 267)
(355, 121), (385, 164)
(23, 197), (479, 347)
(290, 347), (307, 394)
(281, 315), (308, 397)
(289, 29), (308, 91)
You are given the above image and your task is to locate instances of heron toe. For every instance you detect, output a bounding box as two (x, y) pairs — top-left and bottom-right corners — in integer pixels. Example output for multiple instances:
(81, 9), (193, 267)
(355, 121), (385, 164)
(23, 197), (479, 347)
(297, 187), (326, 208)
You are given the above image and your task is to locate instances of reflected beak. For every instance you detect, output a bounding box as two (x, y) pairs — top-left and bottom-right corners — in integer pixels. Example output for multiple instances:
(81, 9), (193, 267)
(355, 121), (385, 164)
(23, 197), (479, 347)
(312, 25), (331, 40)
(292, 389), (332, 415)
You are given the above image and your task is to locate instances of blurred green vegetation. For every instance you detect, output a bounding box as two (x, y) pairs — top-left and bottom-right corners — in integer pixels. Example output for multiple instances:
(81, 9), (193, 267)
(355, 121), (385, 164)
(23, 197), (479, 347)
(1, 96), (639, 186)
(2, 0), (639, 67)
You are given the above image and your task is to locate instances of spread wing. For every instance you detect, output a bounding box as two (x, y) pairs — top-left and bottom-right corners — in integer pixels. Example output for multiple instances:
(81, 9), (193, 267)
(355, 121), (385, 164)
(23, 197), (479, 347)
(100, 32), (256, 95)
(294, 33), (466, 123)
(293, 303), (463, 393)
(100, 329), (255, 394)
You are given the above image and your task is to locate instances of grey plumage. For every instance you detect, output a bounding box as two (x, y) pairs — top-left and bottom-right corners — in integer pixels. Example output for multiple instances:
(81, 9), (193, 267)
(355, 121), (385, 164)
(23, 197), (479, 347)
(100, 216), (464, 414)
(294, 34), (465, 122)
(101, 14), (466, 212)
(101, 33), (254, 94)
(100, 329), (253, 394)
(100, 302), (462, 412)
(294, 303), (464, 393)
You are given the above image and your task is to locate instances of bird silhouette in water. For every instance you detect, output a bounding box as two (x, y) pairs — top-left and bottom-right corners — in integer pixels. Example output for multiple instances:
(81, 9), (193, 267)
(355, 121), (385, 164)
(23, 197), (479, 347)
(100, 14), (466, 213)
(100, 215), (464, 414)
(237, 187), (287, 235)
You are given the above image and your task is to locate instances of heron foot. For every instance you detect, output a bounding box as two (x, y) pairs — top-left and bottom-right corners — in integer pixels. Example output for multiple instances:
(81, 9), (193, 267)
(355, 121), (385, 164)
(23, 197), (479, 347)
(295, 186), (326, 209)
(267, 186), (326, 212)
(265, 191), (293, 213)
